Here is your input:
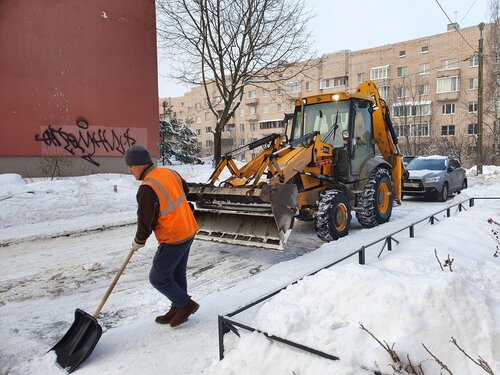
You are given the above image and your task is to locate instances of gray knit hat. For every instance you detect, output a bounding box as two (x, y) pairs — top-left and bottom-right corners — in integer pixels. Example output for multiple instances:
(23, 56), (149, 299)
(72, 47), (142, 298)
(124, 145), (153, 166)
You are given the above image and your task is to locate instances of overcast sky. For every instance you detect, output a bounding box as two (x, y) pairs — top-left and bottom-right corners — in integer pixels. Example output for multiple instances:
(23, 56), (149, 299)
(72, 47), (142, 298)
(157, 0), (492, 98)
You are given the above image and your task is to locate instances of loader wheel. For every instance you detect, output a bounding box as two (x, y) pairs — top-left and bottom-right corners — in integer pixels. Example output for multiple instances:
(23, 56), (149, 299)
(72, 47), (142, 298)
(314, 190), (351, 242)
(356, 169), (393, 228)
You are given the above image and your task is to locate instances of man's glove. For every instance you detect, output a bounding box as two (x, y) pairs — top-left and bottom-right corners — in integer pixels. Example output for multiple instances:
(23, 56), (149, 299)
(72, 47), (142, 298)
(132, 240), (145, 252)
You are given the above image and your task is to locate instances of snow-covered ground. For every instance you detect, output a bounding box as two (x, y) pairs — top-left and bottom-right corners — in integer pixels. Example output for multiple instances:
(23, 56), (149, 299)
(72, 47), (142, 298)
(0, 164), (499, 374)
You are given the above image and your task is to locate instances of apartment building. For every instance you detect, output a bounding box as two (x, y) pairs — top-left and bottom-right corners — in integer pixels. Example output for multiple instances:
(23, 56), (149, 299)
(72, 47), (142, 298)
(160, 22), (499, 165)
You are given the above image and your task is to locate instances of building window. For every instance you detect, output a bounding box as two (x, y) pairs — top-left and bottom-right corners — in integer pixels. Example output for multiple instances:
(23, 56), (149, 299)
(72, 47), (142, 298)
(378, 85), (389, 99)
(468, 123), (477, 135)
(418, 84), (430, 96)
(286, 81), (301, 93)
(357, 73), (364, 83)
(205, 126), (212, 133)
(240, 123), (245, 131)
(305, 81), (312, 91)
(260, 120), (284, 129)
(206, 140), (213, 148)
(396, 86), (407, 98)
(277, 103), (284, 112)
(442, 103), (456, 115)
(196, 129), (201, 135)
(240, 138), (245, 146)
(393, 102), (431, 117)
(397, 66), (408, 78)
(205, 112), (210, 120)
(247, 90), (257, 99)
(276, 87), (284, 95)
(262, 88), (270, 97)
(440, 58), (458, 70)
(250, 122), (257, 131)
(399, 50), (406, 57)
(441, 125), (455, 136)
(195, 102), (201, 110)
(320, 76), (347, 89)
(421, 46), (429, 54)
(248, 106), (257, 115)
(196, 116), (201, 123)
(370, 65), (389, 80)
(437, 76), (459, 93)
(240, 108), (245, 116)
(469, 101), (478, 113)
(418, 63), (430, 75)
(263, 104), (269, 113)
(469, 55), (479, 67)
(197, 141), (202, 149)
(395, 123), (430, 137)
(469, 77), (479, 90)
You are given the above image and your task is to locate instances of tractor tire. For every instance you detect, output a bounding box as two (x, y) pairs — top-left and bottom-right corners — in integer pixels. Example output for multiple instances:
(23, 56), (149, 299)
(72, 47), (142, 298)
(314, 190), (352, 242)
(356, 169), (394, 228)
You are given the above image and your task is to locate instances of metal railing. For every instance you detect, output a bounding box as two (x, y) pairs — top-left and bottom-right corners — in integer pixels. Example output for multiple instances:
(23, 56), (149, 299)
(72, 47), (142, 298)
(217, 196), (500, 362)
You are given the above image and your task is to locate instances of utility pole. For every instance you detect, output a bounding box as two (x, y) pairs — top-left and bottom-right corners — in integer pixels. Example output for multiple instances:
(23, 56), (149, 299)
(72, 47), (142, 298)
(477, 22), (485, 175)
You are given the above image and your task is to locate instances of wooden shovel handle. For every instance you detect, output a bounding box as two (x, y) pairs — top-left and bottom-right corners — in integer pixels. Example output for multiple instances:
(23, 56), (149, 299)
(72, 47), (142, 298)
(93, 247), (136, 317)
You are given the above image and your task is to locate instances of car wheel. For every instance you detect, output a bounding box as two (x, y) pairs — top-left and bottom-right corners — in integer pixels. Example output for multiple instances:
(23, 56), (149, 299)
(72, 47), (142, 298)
(438, 183), (448, 202)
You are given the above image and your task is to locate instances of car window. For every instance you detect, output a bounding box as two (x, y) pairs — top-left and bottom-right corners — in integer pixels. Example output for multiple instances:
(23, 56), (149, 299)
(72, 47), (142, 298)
(449, 159), (460, 169)
(407, 158), (446, 171)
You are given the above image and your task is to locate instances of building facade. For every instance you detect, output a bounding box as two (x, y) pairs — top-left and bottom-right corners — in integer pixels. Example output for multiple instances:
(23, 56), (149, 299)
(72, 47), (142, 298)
(161, 23), (499, 166)
(0, 1), (159, 177)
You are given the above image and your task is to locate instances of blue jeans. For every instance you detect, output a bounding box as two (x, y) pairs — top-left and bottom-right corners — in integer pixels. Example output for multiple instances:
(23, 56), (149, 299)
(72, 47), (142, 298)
(149, 239), (193, 308)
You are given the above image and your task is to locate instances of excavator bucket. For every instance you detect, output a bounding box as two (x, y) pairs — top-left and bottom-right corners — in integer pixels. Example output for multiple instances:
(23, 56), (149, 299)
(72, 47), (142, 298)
(188, 183), (298, 250)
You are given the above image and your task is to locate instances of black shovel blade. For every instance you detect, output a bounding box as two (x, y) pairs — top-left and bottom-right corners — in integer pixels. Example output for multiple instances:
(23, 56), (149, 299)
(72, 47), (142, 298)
(51, 308), (102, 373)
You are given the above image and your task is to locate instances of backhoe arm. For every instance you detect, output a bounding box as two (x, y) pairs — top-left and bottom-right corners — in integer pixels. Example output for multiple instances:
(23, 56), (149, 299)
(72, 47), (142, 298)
(356, 81), (405, 203)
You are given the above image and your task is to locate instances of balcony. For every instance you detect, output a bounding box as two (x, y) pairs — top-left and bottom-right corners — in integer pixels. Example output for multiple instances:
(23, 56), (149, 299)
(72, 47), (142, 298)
(246, 113), (259, 121)
(246, 97), (259, 105)
(435, 91), (459, 102)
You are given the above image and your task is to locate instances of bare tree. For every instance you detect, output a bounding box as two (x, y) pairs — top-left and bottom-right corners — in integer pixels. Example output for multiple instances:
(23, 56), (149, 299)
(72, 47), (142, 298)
(156, 0), (317, 163)
(484, 0), (499, 165)
(391, 74), (435, 156)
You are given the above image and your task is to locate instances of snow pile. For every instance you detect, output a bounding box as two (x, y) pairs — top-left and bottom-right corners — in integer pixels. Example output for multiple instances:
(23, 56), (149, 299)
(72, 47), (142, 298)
(207, 171), (500, 374)
(0, 165), (499, 374)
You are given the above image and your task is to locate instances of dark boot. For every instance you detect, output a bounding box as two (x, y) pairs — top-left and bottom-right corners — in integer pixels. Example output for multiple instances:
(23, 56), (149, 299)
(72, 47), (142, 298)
(169, 299), (199, 327)
(155, 306), (177, 324)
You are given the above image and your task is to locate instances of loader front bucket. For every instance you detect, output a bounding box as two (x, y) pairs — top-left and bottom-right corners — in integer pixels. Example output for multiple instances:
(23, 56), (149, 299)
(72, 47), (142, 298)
(189, 184), (298, 250)
(51, 308), (102, 373)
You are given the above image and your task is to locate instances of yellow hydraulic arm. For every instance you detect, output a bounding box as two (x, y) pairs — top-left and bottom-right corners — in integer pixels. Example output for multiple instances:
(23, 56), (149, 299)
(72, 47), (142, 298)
(356, 81), (405, 203)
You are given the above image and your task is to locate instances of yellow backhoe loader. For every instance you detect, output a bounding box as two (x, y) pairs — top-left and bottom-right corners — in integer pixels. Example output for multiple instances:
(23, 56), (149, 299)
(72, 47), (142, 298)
(187, 81), (407, 250)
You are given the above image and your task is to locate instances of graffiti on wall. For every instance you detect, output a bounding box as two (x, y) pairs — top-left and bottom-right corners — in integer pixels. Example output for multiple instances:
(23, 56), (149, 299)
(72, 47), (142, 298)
(34, 117), (137, 166)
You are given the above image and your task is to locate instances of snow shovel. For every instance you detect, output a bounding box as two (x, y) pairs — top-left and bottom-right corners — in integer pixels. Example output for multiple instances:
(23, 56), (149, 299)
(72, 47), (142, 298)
(51, 247), (136, 373)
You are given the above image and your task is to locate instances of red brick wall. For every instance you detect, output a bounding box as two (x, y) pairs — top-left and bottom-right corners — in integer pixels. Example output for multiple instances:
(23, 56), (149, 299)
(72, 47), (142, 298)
(0, 0), (159, 162)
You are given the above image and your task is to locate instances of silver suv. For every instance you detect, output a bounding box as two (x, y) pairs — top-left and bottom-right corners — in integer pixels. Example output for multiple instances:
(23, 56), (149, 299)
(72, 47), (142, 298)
(402, 155), (467, 202)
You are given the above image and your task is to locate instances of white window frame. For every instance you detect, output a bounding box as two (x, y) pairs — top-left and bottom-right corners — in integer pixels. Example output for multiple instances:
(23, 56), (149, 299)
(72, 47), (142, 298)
(469, 55), (479, 67)
(421, 46), (429, 54)
(442, 103), (456, 115)
(440, 58), (458, 70)
(468, 101), (478, 113)
(247, 90), (257, 99)
(357, 72), (364, 83)
(418, 63), (430, 75)
(418, 84), (430, 96)
(286, 81), (301, 93)
(378, 85), (389, 100)
(370, 65), (390, 80)
(441, 125), (455, 136)
(437, 76), (459, 93)
(469, 77), (479, 90)
(397, 66), (408, 78)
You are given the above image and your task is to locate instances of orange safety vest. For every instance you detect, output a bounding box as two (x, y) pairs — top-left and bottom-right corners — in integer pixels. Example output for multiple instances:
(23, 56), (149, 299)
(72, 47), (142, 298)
(141, 167), (199, 244)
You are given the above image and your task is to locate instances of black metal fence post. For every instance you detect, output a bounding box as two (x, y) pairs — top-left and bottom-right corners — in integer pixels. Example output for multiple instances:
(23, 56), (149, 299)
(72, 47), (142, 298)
(358, 247), (365, 265)
(218, 315), (225, 360)
(409, 225), (414, 238)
